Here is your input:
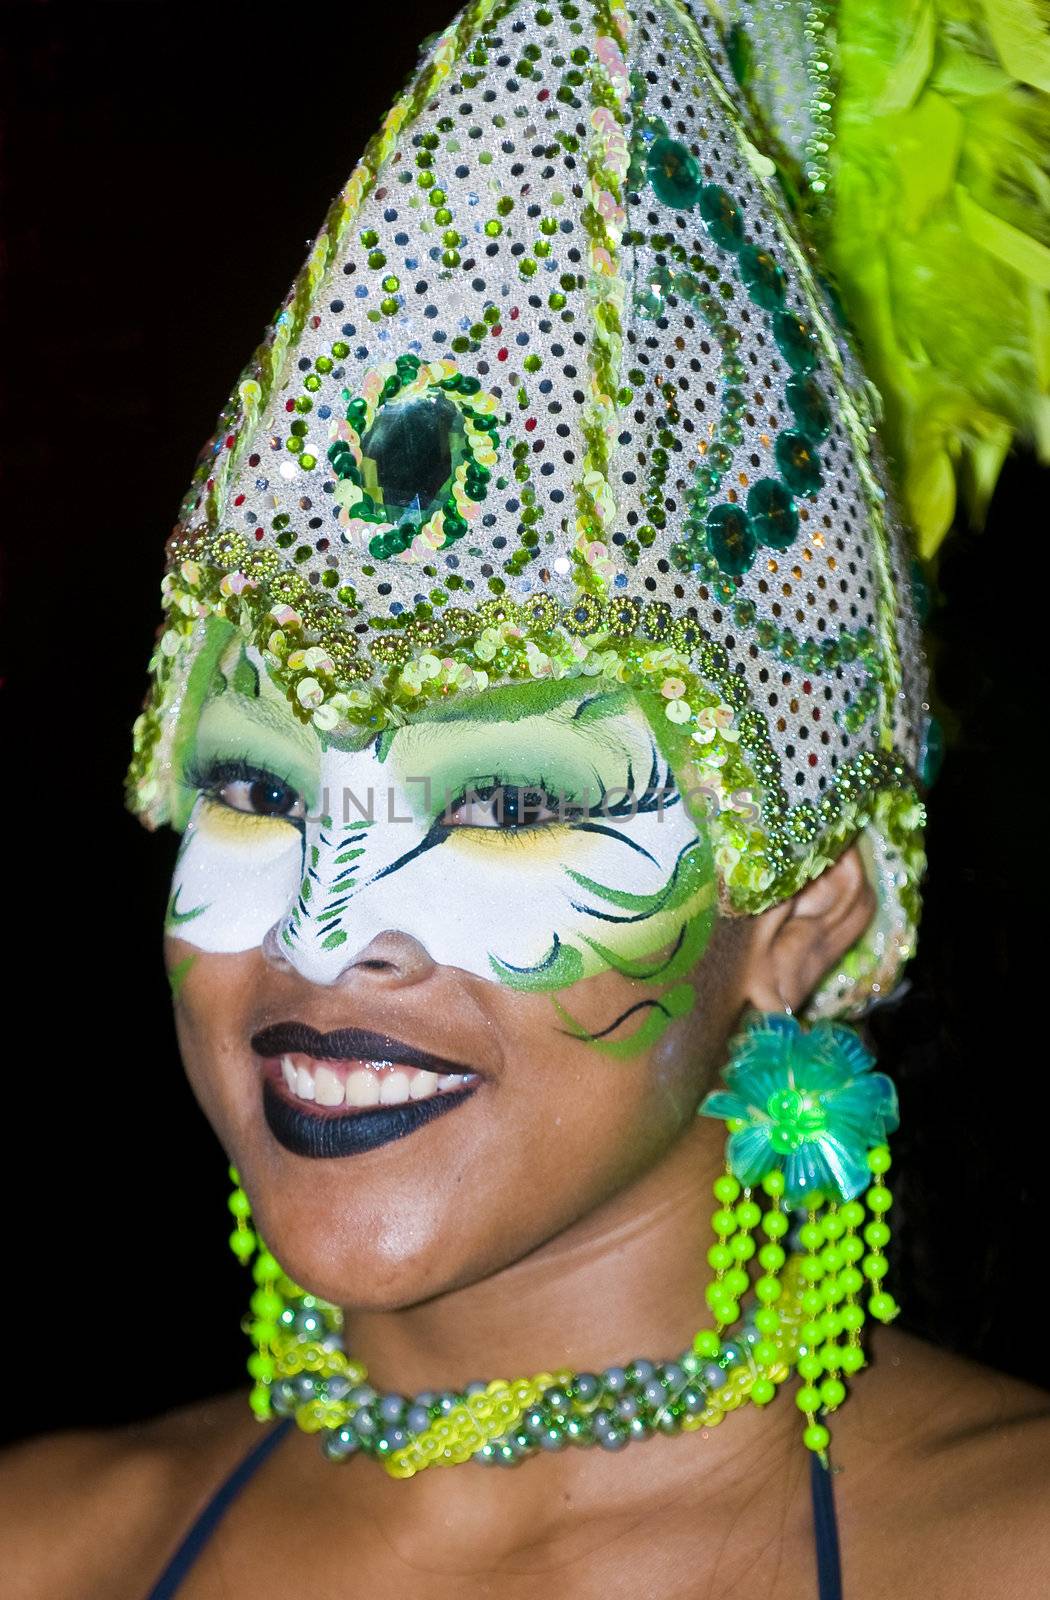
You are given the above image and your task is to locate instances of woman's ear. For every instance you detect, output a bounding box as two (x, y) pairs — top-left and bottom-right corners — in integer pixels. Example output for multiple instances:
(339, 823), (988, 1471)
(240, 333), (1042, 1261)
(741, 844), (876, 1014)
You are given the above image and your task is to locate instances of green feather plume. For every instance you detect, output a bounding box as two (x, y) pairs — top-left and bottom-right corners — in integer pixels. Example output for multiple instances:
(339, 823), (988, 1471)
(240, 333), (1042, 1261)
(718, 0), (1050, 556)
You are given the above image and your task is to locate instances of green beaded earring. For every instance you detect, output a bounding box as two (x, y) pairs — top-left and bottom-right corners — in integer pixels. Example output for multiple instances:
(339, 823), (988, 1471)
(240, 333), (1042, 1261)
(697, 1009), (901, 1454)
(227, 1167), (334, 1422)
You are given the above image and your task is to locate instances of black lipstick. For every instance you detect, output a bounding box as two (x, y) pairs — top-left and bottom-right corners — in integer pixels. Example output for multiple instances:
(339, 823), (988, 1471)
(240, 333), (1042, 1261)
(251, 1020), (477, 1077)
(252, 1020), (482, 1159)
(261, 1078), (478, 1159)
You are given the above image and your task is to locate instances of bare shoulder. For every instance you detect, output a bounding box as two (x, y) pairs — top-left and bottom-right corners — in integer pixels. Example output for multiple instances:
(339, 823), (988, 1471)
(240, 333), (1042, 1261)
(0, 1391), (256, 1600)
(834, 1326), (1050, 1598)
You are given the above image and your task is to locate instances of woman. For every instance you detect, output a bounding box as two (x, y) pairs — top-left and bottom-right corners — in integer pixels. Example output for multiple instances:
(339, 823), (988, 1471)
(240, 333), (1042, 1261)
(5, 0), (1049, 1594)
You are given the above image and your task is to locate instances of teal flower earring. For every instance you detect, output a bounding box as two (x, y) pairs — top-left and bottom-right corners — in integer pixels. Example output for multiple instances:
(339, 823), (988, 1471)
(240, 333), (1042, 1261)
(697, 1010), (901, 1456)
(699, 1011), (899, 1205)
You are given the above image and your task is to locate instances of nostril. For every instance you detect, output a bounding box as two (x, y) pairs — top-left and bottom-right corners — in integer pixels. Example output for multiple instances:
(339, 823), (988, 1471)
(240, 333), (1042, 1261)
(263, 924), (436, 986)
(261, 923), (292, 968)
(342, 931), (438, 986)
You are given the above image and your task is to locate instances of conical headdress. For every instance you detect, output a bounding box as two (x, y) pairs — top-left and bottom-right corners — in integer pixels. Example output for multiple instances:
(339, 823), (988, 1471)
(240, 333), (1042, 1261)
(127, 0), (933, 1016)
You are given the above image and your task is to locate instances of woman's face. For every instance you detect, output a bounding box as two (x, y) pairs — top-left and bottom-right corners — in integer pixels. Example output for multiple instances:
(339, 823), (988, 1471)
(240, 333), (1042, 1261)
(166, 639), (752, 1308)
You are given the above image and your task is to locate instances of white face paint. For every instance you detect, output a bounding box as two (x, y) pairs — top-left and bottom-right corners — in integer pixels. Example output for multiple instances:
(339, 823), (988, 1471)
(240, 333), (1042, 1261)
(169, 646), (715, 993)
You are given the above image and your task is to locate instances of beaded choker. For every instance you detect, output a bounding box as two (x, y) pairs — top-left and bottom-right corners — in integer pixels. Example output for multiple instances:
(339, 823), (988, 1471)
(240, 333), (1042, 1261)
(227, 1140), (895, 1479)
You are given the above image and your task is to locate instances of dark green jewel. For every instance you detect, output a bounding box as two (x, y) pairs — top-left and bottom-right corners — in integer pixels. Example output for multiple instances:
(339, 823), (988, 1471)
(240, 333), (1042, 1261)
(773, 311), (819, 375)
(774, 432), (823, 496)
(359, 392), (463, 525)
(738, 244), (787, 310)
(785, 374), (832, 441)
(646, 137), (704, 209)
(699, 641), (730, 674)
(608, 595), (642, 635)
(747, 479), (798, 550)
(524, 594), (559, 631)
(707, 503), (756, 575)
(698, 184), (745, 251)
(671, 617), (704, 653)
(725, 21), (753, 85)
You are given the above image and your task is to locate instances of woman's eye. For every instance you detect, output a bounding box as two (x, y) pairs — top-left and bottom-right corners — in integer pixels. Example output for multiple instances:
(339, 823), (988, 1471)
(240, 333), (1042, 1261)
(444, 785), (574, 829)
(214, 775), (305, 821)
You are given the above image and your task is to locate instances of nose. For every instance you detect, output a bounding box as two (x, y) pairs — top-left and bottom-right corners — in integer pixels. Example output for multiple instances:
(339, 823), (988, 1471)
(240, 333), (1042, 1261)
(261, 922), (437, 990)
(336, 929), (438, 989)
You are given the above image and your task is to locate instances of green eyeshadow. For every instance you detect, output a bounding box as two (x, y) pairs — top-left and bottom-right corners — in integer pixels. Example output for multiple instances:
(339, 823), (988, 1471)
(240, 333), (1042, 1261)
(192, 692), (320, 811)
(388, 707), (648, 825)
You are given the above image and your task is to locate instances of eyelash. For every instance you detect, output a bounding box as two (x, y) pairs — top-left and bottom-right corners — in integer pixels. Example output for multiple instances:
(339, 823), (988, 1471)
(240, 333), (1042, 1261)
(440, 752), (672, 831)
(182, 755), (303, 819)
(180, 751), (669, 831)
(439, 772), (584, 831)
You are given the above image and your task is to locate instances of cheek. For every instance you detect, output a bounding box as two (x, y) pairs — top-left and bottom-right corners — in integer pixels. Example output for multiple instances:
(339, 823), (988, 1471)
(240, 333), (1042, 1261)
(398, 806), (711, 986)
(464, 975), (707, 1233)
(396, 828), (609, 978)
(167, 803), (302, 953)
(165, 940), (262, 1137)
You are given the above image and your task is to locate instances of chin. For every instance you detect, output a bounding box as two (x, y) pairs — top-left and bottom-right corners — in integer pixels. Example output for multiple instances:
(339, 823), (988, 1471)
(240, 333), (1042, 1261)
(234, 1142), (501, 1314)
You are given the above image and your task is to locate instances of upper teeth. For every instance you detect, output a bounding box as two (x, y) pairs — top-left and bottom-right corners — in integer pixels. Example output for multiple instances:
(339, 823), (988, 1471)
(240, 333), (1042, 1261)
(279, 1054), (478, 1110)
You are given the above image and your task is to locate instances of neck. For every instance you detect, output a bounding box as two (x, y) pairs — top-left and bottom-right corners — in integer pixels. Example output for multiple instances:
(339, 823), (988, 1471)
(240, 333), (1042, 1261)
(345, 1117), (723, 1392)
(324, 1118), (802, 1558)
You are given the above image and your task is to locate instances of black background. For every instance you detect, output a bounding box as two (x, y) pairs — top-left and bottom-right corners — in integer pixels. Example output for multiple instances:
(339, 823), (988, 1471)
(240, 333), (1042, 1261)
(1, 2), (1043, 1446)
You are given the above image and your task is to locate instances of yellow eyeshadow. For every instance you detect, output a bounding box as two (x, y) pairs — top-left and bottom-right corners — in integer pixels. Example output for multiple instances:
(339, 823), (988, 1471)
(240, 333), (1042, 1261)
(442, 822), (600, 866)
(196, 799), (300, 854)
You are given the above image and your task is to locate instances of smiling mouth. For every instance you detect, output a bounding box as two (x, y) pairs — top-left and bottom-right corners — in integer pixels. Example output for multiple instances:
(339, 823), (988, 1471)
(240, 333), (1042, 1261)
(269, 1050), (478, 1110)
(252, 1021), (483, 1159)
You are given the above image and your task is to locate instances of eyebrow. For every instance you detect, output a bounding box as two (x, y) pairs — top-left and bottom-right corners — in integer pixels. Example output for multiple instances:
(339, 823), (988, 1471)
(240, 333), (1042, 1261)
(379, 687), (643, 767)
(396, 678), (591, 730)
(373, 681), (580, 761)
(401, 682), (631, 731)
(572, 689), (631, 722)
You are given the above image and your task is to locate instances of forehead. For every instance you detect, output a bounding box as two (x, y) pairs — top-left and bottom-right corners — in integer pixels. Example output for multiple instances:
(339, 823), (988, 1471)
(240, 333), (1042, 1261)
(197, 640), (650, 753)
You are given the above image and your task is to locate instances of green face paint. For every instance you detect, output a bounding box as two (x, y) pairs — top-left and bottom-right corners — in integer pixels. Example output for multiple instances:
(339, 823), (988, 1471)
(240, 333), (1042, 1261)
(167, 658), (719, 1044)
(167, 954), (196, 1001)
(184, 637), (322, 818)
(387, 687), (650, 827)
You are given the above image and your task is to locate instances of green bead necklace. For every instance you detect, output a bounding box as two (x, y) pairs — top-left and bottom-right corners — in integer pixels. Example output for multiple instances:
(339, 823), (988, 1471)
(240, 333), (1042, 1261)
(228, 1143), (896, 1480)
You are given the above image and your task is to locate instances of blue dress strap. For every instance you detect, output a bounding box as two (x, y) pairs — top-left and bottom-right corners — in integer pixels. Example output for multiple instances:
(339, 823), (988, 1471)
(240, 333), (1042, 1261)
(810, 1452), (844, 1600)
(143, 1418), (294, 1600)
(140, 1416), (841, 1597)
